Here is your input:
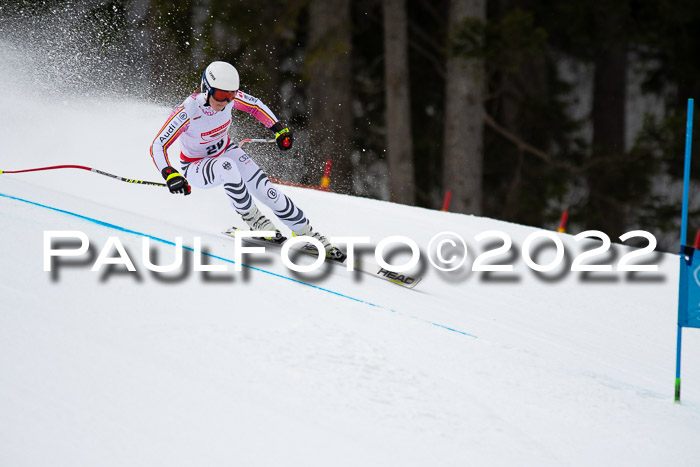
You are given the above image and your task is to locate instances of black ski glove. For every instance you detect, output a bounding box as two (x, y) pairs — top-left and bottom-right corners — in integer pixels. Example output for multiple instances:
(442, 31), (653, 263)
(271, 122), (294, 151)
(161, 166), (191, 196)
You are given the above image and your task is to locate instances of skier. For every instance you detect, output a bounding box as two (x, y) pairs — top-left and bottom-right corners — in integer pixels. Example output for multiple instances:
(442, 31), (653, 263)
(149, 60), (345, 261)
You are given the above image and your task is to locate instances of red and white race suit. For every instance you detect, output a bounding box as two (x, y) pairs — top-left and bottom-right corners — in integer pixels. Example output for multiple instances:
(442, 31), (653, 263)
(149, 91), (309, 231)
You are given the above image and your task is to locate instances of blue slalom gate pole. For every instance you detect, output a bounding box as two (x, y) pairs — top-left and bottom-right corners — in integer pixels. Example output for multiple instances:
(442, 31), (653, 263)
(676, 98), (694, 402)
(676, 325), (683, 402)
(681, 99), (694, 247)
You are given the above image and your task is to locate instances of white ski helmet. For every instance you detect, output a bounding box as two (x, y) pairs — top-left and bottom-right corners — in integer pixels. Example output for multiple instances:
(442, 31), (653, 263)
(201, 61), (240, 95)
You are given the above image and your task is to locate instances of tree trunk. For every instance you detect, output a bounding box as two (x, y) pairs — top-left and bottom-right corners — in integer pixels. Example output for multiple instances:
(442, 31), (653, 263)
(383, 0), (415, 205)
(589, 8), (627, 236)
(443, 0), (486, 215)
(306, 0), (353, 192)
(497, 0), (549, 221)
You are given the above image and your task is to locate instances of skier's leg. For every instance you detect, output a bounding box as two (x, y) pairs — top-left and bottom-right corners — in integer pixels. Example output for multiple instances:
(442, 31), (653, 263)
(181, 156), (282, 239)
(225, 145), (346, 260)
(225, 145), (309, 231)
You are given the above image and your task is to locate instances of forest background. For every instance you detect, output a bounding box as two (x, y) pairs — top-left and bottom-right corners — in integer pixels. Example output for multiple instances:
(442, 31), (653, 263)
(3, 0), (700, 251)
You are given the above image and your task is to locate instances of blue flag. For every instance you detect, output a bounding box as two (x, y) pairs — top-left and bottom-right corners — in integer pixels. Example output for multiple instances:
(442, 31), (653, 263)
(679, 250), (700, 328)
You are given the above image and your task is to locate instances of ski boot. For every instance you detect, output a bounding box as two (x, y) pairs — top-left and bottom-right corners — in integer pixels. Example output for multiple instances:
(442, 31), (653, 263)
(293, 222), (347, 262)
(238, 205), (286, 243)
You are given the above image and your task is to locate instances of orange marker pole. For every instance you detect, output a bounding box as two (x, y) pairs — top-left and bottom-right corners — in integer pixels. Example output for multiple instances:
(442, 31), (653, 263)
(557, 210), (569, 233)
(441, 190), (452, 212)
(320, 158), (332, 191)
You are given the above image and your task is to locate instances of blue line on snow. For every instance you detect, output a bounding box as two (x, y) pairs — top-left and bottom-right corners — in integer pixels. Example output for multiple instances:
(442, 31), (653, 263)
(0, 190), (476, 338)
(429, 322), (478, 338)
(0, 191), (378, 307)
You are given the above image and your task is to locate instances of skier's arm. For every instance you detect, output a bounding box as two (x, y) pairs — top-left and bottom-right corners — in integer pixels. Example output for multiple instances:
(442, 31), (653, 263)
(150, 106), (190, 171)
(150, 106), (191, 195)
(234, 91), (294, 151)
(233, 91), (278, 128)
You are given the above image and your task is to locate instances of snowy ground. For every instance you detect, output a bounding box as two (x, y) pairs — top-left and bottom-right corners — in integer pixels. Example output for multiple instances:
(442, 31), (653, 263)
(2, 67), (700, 467)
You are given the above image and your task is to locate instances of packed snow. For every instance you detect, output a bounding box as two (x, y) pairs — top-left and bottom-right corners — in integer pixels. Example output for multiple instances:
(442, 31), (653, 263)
(1, 52), (700, 467)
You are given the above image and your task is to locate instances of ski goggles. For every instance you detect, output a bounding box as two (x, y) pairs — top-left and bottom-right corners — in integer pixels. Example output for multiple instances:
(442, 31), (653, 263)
(210, 88), (237, 103)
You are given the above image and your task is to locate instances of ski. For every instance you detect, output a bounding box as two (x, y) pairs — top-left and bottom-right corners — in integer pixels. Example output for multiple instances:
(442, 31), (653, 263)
(221, 227), (421, 289)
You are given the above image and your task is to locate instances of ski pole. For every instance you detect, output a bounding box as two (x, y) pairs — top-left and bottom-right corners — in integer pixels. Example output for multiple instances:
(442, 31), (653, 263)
(238, 138), (275, 147)
(0, 137), (276, 185)
(0, 165), (166, 187)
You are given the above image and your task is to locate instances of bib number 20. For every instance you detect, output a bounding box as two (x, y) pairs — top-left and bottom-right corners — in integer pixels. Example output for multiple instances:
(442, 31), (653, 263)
(206, 140), (226, 155)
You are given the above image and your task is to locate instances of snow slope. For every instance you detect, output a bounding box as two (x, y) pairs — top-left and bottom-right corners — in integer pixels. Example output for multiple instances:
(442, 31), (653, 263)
(2, 72), (700, 467)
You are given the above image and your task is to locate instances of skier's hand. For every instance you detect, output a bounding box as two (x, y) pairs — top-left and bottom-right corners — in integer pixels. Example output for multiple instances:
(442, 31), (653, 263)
(161, 166), (191, 196)
(271, 122), (294, 151)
